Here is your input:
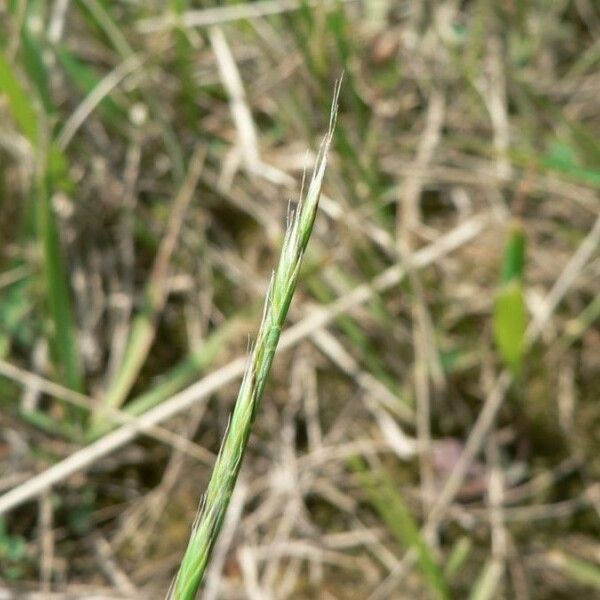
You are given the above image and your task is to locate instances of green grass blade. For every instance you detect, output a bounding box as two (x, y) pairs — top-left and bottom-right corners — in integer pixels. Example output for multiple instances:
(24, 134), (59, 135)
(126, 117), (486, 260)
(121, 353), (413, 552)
(0, 52), (39, 144)
(468, 559), (503, 600)
(499, 224), (526, 284)
(90, 313), (153, 428)
(444, 537), (472, 580)
(35, 174), (84, 395)
(0, 49), (83, 405)
(21, 32), (53, 115)
(13, 0), (54, 115)
(75, 0), (132, 58)
(541, 142), (600, 188)
(493, 224), (527, 373)
(55, 45), (125, 123)
(351, 456), (450, 600)
(122, 319), (241, 418)
(549, 552), (600, 590)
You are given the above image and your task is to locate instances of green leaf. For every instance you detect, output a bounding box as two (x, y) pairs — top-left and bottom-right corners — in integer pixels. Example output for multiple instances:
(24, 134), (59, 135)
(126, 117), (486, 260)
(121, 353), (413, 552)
(35, 176), (84, 396)
(351, 457), (450, 600)
(550, 552), (600, 590)
(55, 45), (125, 123)
(19, 0), (54, 115)
(21, 28), (53, 113)
(0, 48), (81, 419)
(468, 559), (503, 600)
(542, 142), (600, 187)
(444, 537), (472, 580)
(0, 52), (39, 144)
(0, 275), (35, 349)
(500, 225), (526, 284)
(493, 279), (526, 373)
(494, 224), (527, 372)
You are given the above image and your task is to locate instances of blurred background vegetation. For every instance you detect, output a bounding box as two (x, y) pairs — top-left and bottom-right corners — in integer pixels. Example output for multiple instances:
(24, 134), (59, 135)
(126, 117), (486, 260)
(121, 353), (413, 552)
(1, 1), (599, 598)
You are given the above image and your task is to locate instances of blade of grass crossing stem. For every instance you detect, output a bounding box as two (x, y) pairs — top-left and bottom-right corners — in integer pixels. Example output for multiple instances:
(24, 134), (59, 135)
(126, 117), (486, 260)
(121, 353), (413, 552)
(55, 45), (126, 123)
(121, 318), (241, 420)
(90, 318), (243, 440)
(89, 147), (206, 436)
(350, 456), (450, 600)
(170, 83), (340, 600)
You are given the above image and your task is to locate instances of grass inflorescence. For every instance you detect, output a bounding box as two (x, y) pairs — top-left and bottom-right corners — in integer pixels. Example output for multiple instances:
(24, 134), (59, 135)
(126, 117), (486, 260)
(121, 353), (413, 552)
(170, 83), (340, 599)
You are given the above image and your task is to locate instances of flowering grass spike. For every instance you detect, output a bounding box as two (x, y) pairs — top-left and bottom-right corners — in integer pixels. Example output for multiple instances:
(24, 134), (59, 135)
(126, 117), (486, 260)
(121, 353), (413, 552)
(170, 82), (340, 600)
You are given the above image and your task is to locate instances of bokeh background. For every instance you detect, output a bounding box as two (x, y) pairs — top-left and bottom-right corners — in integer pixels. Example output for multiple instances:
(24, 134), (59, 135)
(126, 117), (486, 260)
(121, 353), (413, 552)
(1, 1), (600, 598)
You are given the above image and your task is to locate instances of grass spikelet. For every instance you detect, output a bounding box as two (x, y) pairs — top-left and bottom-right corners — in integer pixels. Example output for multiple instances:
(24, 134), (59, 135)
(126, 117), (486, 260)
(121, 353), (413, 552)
(170, 81), (340, 600)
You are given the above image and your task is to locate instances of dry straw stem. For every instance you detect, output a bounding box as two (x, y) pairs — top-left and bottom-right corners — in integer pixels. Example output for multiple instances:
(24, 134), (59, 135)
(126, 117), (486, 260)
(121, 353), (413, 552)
(170, 82), (341, 600)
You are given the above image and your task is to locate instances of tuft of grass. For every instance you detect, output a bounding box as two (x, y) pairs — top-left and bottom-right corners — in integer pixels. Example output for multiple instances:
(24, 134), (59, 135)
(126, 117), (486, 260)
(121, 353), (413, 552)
(169, 83), (340, 600)
(0, 47), (84, 411)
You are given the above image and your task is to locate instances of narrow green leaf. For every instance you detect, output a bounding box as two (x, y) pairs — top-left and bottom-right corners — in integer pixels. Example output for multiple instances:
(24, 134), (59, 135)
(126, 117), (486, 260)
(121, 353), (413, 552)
(468, 559), (503, 600)
(494, 224), (527, 372)
(550, 552), (600, 590)
(55, 45), (125, 123)
(500, 225), (526, 284)
(21, 28), (54, 114)
(351, 456), (450, 600)
(444, 537), (472, 580)
(542, 142), (600, 187)
(19, 408), (81, 441)
(0, 52), (39, 144)
(0, 47), (82, 420)
(35, 175), (84, 396)
(493, 280), (526, 372)
(16, 0), (54, 114)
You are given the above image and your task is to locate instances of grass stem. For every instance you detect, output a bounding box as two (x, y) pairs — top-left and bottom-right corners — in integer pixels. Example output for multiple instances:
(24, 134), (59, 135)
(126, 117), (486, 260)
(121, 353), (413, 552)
(169, 82), (340, 600)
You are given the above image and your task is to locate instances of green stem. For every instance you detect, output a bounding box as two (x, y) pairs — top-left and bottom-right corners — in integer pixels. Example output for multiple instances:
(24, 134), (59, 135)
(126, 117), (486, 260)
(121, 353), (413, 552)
(170, 85), (339, 599)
